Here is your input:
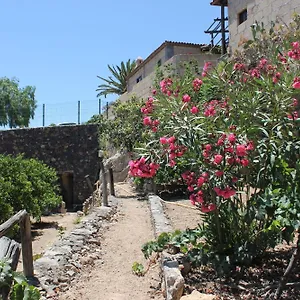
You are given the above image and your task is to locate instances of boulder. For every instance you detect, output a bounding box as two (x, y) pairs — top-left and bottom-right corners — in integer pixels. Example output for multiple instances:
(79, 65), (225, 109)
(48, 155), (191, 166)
(180, 290), (216, 300)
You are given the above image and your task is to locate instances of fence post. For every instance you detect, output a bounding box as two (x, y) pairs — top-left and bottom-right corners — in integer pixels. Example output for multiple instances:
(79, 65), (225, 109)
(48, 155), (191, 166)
(20, 213), (33, 277)
(98, 151), (108, 206)
(42, 104), (45, 127)
(108, 168), (115, 196)
(78, 100), (81, 125)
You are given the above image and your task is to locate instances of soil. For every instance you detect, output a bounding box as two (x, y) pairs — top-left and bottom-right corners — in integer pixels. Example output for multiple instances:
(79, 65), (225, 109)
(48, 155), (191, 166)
(27, 183), (163, 300)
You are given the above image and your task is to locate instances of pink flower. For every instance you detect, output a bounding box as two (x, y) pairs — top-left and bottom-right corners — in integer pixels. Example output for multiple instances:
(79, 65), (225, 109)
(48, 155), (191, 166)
(236, 144), (247, 157)
(143, 116), (152, 126)
(152, 89), (157, 95)
(160, 137), (168, 144)
(203, 62), (212, 72)
(232, 177), (238, 183)
(188, 185), (194, 192)
(168, 136), (176, 143)
(214, 187), (236, 199)
(228, 133), (236, 144)
(193, 78), (203, 91)
(202, 172), (209, 179)
(215, 170), (224, 177)
(190, 106), (199, 114)
(227, 157), (235, 165)
(182, 94), (191, 103)
(201, 204), (216, 213)
(205, 144), (212, 152)
(293, 81), (300, 89)
(214, 154), (223, 165)
(246, 141), (255, 151)
(241, 159), (249, 167)
(197, 177), (205, 187)
(169, 160), (176, 167)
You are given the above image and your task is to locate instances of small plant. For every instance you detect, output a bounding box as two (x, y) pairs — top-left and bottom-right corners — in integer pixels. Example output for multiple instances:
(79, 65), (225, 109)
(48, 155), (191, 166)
(73, 216), (82, 225)
(57, 225), (66, 239)
(32, 253), (43, 261)
(132, 262), (145, 276)
(0, 258), (40, 300)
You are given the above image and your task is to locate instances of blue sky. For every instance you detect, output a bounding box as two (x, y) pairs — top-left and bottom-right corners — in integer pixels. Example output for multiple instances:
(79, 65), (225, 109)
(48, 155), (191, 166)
(0, 0), (223, 127)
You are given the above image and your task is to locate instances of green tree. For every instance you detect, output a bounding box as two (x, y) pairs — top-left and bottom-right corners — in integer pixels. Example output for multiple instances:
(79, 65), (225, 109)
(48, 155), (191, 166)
(96, 59), (136, 98)
(0, 77), (36, 128)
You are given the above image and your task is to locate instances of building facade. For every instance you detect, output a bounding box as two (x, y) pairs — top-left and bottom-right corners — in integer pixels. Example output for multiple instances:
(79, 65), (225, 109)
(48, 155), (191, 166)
(211, 0), (300, 51)
(116, 41), (221, 105)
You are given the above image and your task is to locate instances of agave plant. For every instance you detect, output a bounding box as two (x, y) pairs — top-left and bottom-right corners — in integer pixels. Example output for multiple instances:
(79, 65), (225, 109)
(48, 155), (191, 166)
(96, 59), (136, 98)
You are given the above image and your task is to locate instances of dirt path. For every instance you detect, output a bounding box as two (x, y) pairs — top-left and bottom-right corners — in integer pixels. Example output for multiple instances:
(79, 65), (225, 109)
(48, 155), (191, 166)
(59, 185), (164, 300)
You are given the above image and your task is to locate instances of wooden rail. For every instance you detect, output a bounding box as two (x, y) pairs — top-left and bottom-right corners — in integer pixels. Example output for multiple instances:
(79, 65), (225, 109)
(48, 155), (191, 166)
(0, 210), (34, 277)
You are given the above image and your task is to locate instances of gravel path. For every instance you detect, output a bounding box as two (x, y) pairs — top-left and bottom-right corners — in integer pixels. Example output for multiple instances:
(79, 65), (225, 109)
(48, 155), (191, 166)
(58, 186), (163, 300)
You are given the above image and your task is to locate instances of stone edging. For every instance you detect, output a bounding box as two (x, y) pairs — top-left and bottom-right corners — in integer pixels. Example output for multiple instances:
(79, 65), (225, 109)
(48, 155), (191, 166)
(33, 196), (118, 299)
(148, 195), (185, 300)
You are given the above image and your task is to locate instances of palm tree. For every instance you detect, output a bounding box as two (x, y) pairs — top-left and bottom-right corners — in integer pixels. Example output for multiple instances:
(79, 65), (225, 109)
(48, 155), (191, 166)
(96, 59), (136, 98)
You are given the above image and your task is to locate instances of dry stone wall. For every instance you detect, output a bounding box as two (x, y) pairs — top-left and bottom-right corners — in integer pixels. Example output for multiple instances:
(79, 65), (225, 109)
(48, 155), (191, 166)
(0, 124), (99, 209)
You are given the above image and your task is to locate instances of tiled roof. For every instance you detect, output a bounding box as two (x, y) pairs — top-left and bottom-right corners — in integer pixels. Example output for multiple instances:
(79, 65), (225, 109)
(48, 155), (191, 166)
(210, 0), (228, 6)
(128, 41), (211, 79)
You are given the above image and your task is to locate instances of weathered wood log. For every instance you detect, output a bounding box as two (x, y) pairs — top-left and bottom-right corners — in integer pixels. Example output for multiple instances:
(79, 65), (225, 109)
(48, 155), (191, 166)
(108, 168), (115, 196)
(0, 236), (21, 300)
(0, 210), (27, 239)
(20, 214), (34, 277)
(100, 160), (108, 206)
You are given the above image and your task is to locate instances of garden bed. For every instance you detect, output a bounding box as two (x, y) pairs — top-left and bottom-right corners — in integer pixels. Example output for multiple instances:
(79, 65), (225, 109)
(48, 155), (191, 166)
(161, 194), (300, 299)
(184, 244), (300, 299)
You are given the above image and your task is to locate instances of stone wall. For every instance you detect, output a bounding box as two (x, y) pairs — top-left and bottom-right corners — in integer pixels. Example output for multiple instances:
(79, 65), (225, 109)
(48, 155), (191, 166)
(228, 0), (300, 51)
(0, 124), (99, 209)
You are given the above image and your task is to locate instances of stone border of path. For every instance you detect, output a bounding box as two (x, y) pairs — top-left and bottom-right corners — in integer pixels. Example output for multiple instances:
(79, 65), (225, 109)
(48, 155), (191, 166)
(33, 196), (118, 299)
(148, 195), (216, 300)
(148, 195), (185, 300)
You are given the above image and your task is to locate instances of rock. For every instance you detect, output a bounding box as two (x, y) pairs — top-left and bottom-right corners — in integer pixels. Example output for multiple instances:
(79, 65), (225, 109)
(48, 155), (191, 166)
(162, 253), (184, 300)
(80, 256), (94, 265)
(58, 276), (69, 283)
(66, 270), (76, 277)
(77, 211), (84, 217)
(180, 290), (216, 300)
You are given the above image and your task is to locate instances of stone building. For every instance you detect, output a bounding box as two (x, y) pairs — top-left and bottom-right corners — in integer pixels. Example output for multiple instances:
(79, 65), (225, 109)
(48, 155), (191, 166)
(210, 0), (300, 51)
(115, 41), (221, 107)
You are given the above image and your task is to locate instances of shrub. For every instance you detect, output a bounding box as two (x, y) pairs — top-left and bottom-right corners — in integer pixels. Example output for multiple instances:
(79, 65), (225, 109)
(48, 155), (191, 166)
(0, 154), (62, 223)
(132, 15), (300, 273)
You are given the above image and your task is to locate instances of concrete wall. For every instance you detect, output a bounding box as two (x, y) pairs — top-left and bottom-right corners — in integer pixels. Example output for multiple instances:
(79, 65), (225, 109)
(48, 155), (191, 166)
(228, 0), (300, 51)
(0, 124), (99, 209)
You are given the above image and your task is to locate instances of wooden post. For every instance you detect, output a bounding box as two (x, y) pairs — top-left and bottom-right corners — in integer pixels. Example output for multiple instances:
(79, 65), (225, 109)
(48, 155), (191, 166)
(99, 157), (108, 206)
(108, 168), (115, 196)
(20, 213), (34, 277)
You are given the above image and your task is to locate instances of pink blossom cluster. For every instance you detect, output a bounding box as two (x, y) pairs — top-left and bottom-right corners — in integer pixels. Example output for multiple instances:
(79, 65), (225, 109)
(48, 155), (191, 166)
(293, 77), (300, 89)
(141, 97), (154, 115)
(129, 157), (159, 178)
(288, 42), (300, 60)
(287, 98), (299, 120)
(202, 133), (254, 168)
(203, 100), (228, 117)
(143, 116), (160, 132)
(202, 62), (212, 77)
(192, 78), (203, 91)
(160, 136), (187, 167)
(181, 132), (254, 213)
(160, 78), (173, 96)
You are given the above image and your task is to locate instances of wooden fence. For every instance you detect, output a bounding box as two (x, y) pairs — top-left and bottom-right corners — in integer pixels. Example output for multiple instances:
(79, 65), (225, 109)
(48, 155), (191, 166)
(0, 210), (33, 277)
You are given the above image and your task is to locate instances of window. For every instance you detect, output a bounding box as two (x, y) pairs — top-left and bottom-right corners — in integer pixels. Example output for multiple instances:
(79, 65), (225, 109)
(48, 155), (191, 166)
(136, 75), (142, 83)
(157, 59), (162, 67)
(238, 9), (247, 25)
